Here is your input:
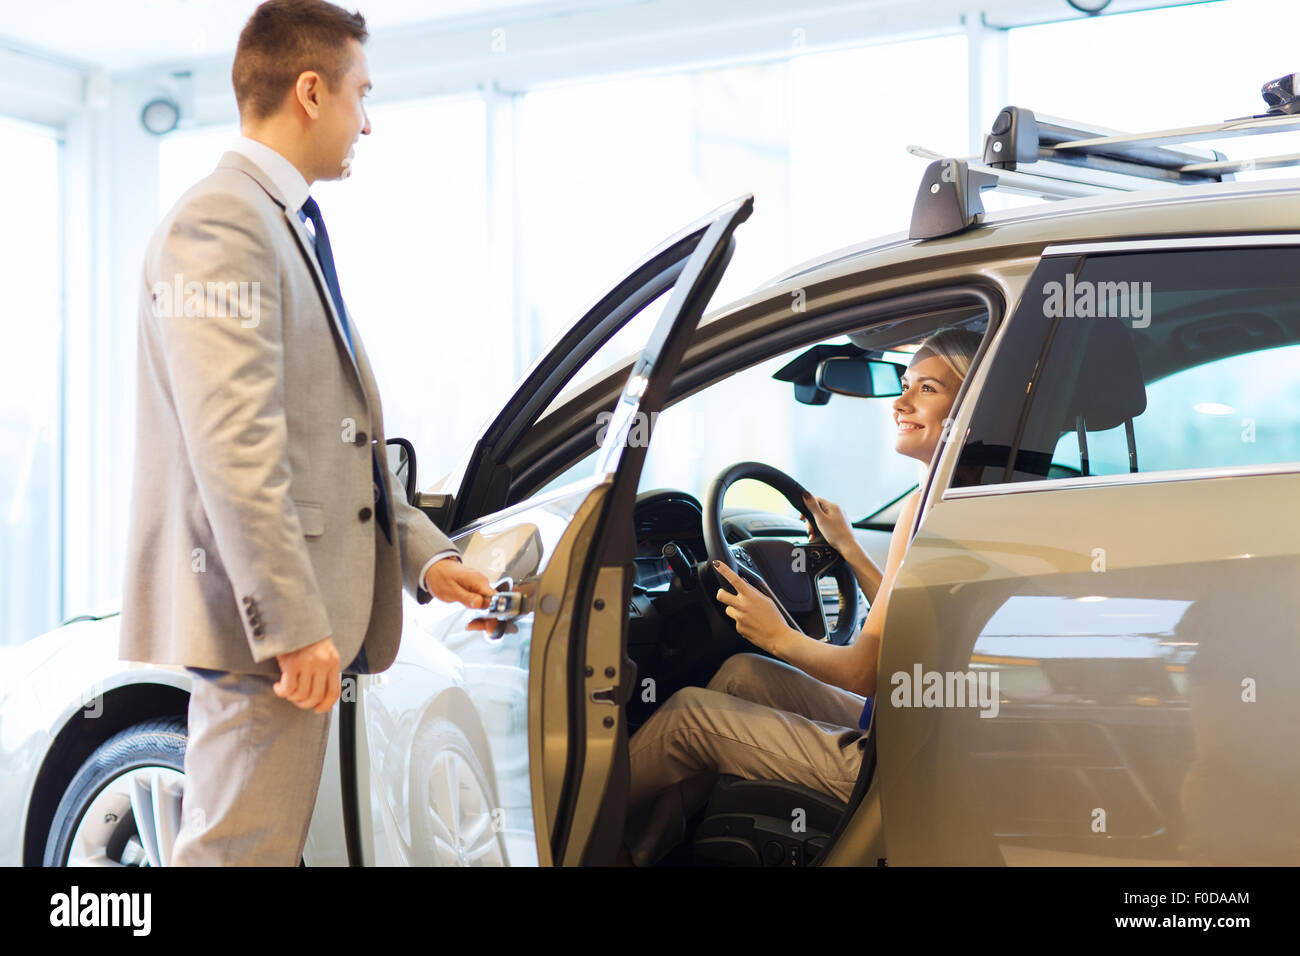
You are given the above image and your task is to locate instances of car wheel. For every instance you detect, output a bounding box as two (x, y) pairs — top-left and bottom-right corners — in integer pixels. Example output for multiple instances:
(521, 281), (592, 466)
(43, 716), (187, 867)
(409, 718), (507, 866)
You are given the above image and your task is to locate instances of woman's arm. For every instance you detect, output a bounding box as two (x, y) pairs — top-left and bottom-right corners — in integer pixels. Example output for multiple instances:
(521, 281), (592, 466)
(839, 541), (884, 605)
(716, 489), (921, 698)
(801, 491), (888, 603)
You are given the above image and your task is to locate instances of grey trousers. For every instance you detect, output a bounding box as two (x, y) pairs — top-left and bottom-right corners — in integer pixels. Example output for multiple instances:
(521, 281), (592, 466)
(169, 668), (333, 866)
(625, 652), (867, 866)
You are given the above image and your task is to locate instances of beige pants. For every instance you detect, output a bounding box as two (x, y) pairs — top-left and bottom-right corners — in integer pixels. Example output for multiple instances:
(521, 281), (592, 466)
(170, 669), (332, 866)
(625, 652), (867, 866)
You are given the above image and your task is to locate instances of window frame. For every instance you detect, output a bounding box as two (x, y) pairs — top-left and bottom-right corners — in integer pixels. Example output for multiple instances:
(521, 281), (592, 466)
(506, 282), (1006, 533)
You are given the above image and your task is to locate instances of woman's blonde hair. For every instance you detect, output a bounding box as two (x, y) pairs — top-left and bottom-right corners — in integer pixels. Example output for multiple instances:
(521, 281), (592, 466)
(915, 326), (983, 383)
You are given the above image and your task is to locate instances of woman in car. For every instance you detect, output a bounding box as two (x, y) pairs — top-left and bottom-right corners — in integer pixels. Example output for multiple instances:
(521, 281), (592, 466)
(621, 325), (984, 866)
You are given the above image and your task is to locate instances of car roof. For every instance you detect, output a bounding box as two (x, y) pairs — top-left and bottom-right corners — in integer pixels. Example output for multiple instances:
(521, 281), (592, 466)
(728, 175), (1300, 311)
(541, 175), (1300, 434)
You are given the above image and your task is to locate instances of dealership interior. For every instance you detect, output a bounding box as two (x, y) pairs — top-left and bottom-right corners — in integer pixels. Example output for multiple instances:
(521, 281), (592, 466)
(6, 0), (1298, 651)
(3, 0), (1300, 880)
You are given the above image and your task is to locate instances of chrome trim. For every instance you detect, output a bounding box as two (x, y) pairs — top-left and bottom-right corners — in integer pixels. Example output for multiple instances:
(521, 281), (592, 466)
(1055, 112), (1300, 151)
(1183, 152), (1300, 175)
(981, 177), (1300, 236)
(1043, 233), (1300, 256)
(941, 461), (1300, 498)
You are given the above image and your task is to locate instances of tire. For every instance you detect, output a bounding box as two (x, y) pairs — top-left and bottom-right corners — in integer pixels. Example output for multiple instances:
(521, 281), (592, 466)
(409, 718), (507, 866)
(43, 717), (187, 867)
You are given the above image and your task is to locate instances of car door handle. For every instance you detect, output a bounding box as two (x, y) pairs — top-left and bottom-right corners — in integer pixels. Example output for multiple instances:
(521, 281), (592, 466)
(485, 591), (524, 618)
(480, 578), (527, 644)
(484, 577), (524, 618)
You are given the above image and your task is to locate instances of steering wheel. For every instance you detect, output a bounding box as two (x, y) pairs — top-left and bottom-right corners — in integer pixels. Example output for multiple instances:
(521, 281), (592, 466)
(703, 461), (861, 645)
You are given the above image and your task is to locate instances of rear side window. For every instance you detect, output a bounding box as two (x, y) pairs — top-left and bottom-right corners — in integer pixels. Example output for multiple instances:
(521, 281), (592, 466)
(954, 246), (1300, 488)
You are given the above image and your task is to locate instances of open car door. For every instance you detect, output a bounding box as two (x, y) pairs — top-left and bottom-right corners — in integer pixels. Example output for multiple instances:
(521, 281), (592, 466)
(358, 197), (753, 868)
(524, 195), (753, 865)
(430, 199), (748, 533)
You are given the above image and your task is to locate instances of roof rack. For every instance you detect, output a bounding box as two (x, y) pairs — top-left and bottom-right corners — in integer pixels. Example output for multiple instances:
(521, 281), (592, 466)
(909, 73), (1300, 241)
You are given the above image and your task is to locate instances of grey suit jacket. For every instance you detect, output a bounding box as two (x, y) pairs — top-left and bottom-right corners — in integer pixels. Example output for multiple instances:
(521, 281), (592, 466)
(119, 150), (456, 677)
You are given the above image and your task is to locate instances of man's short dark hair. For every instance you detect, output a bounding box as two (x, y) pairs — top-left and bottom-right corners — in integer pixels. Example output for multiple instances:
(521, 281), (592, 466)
(232, 0), (368, 122)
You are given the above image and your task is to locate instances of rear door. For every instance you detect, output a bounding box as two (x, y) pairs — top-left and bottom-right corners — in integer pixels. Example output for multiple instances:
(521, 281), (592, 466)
(876, 239), (1300, 865)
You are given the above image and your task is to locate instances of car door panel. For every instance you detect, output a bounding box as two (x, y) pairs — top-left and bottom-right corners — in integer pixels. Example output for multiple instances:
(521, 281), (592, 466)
(359, 195), (753, 867)
(530, 196), (754, 865)
(878, 244), (1300, 865)
(881, 473), (1300, 864)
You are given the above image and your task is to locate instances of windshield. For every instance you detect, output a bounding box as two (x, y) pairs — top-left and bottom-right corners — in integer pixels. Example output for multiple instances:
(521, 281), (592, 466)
(636, 339), (925, 520)
(536, 334), (928, 521)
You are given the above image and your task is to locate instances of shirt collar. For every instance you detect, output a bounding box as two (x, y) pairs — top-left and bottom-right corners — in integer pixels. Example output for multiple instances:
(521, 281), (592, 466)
(229, 135), (311, 215)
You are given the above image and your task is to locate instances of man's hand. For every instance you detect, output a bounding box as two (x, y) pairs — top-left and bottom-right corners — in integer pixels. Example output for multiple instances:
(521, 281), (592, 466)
(274, 636), (342, 714)
(712, 561), (792, 655)
(425, 556), (495, 610)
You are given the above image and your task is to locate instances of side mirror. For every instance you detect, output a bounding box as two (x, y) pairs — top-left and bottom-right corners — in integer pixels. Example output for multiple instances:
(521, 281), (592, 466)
(385, 437), (418, 505)
(814, 358), (905, 398)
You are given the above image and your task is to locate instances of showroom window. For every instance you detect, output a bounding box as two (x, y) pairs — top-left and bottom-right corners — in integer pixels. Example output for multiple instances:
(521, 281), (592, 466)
(516, 33), (968, 517)
(157, 121), (239, 216)
(1005, 0), (1300, 183)
(515, 33), (969, 374)
(0, 118), (61, 646)
(955, 247), (1300, 488)
(157, 96), (498, 487)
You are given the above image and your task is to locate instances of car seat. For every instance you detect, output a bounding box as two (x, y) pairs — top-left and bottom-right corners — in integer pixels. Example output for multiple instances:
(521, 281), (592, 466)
(691, 711), (878, 866)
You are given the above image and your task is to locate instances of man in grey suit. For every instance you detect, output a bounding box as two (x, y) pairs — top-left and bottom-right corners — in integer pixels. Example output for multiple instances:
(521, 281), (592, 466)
(119, 0), (494, 865)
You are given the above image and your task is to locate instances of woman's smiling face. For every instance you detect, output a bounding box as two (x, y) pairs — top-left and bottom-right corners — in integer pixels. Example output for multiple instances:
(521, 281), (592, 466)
(892, 348), (961, 463)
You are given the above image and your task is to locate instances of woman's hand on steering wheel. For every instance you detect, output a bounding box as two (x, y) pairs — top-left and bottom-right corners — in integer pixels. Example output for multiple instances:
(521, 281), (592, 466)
(712, 560), (792, 656)
(705, 461), (860, 645)
(801, 491), (857, 555)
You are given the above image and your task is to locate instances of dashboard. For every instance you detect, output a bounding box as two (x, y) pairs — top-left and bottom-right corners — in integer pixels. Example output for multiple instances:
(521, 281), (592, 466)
(633, 490), (709, 592)
(633, 488), (811, 592)
(625, 487), (861, 722)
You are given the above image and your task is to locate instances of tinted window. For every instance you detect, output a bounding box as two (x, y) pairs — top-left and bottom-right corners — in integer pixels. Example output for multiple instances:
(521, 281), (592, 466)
(951, 256), (1070, 487)
(955, 247), (1300, 487)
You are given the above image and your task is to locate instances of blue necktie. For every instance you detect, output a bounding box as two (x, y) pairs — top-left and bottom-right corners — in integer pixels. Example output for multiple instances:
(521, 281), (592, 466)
(298, 196), (392, 545)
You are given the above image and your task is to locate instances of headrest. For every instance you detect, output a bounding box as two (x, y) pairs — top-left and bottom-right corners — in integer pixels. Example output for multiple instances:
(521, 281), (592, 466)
(1059, 315), (1147, 431)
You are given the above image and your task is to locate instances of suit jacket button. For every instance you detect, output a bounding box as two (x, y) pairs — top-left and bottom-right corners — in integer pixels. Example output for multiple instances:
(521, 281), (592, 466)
(355, 431), (368, 445)
(359, 506), (372, 522)
(252, 626), (265, 639)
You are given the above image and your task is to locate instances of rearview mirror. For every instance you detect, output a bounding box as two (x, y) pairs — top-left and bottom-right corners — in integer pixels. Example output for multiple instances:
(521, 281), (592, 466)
(814, 358), (905, 398)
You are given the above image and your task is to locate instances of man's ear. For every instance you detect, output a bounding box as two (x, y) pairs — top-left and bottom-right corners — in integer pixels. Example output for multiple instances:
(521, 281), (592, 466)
(294, 71), (322, 119)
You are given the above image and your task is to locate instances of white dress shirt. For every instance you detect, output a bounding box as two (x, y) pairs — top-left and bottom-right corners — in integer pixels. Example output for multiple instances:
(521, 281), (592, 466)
(227, 136), (462, 595)
(229, 135), (311, 216)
